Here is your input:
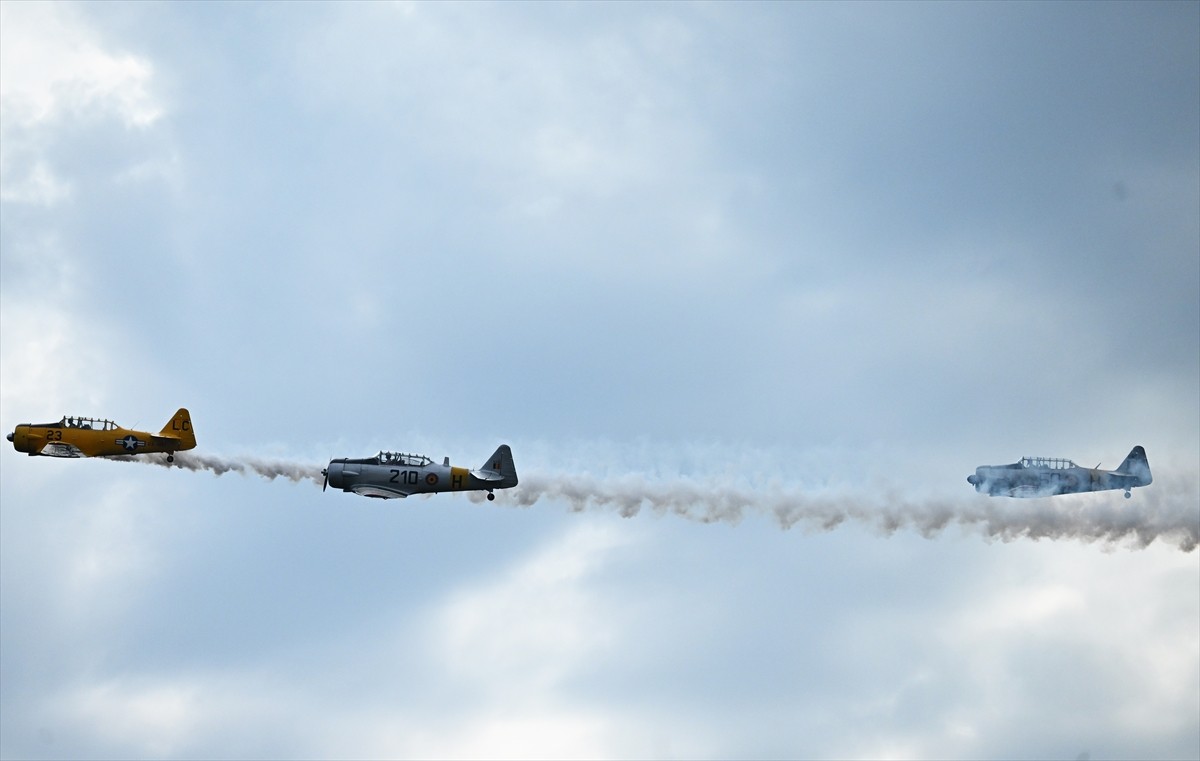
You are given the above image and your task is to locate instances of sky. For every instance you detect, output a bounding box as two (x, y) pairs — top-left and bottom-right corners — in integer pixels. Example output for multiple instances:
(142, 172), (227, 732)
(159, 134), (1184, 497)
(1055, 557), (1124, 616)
(1, 1), (1198, 759)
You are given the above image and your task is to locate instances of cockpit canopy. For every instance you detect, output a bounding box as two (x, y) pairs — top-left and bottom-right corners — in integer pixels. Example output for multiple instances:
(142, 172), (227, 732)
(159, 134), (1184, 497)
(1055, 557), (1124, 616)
(377, 451), (432, 467)
(1020, 456), (1077, 470)
(60, 416), (118, 431)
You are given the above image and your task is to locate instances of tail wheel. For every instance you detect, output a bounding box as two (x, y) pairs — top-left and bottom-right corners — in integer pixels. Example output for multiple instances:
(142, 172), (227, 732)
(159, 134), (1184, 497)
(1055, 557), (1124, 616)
(487, 492), (495, 501)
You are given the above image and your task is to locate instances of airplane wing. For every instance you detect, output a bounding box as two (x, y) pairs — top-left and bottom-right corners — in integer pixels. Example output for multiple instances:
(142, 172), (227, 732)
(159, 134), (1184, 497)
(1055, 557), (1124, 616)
(349, 484), (412, 499)
(39, 442), (86, 458)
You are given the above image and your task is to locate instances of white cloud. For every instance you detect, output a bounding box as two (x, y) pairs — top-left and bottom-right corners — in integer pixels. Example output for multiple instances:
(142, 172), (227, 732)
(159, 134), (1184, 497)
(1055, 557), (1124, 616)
(435, 523), (626, 688)
(0, 1), (163, 205)
(937, 544), (1200, 755)
(18, 522), (642, 760)
(0, 301), (110, 419)
(0, 229), (164, 424)
(0, 160), (72, 206)
(409, 522), (634, 757)
(61, 680), (201, 759)
(283, 3), (732, 275)
(0, 2), (161, 129)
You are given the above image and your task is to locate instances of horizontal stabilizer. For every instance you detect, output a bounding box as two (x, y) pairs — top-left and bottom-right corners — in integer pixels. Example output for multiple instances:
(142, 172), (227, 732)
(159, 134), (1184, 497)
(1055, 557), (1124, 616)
(470, 469), (505, 482)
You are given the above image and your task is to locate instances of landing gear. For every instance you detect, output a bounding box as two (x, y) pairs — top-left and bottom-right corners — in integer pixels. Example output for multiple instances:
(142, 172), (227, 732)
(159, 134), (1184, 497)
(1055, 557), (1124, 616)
(167, 454), (174, 463)
(1124, 490), (1132, 499)
(487, 491), (495, 501)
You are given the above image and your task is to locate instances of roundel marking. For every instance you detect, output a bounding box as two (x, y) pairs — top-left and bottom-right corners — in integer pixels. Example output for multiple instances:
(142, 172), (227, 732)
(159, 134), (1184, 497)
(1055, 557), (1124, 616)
(426, 473), (439, 485)
(118, 435), (145, 452)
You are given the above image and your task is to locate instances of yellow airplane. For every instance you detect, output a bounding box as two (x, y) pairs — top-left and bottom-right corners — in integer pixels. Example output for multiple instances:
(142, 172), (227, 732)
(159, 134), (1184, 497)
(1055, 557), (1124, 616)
(7, 408), (196, 462)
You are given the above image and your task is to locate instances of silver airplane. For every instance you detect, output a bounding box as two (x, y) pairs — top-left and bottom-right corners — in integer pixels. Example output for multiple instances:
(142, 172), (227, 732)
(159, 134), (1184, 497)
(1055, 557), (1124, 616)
(967, 445), (1152, 498)
(322, 444), (517, 500)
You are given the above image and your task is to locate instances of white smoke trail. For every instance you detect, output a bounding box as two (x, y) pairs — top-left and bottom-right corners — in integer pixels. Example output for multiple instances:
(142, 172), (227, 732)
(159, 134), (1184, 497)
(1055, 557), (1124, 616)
(484, 471), (1200, 552)
(110, 452), (1199, 551)
(112, 451), (324, 486)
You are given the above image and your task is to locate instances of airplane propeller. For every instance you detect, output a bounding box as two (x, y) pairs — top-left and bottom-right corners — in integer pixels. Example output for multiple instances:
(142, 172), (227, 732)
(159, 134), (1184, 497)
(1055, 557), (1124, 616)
(321, 467), (329, 492)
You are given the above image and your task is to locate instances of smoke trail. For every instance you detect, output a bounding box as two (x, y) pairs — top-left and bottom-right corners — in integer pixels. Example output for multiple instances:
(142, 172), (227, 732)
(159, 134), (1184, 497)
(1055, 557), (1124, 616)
(112, 451), (325, 486)
(486, 471), (1200, 552)
(111, 452), (1199, 551)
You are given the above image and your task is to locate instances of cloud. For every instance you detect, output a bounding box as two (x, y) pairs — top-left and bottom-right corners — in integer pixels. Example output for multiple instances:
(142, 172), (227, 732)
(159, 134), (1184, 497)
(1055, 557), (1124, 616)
(0, 1), (163, 206)
(934, 544), (1200, 759)
(432, 522), (629, 691)
(60, 680), (201, 759)
(0, 3), (161, 129)
(12, 521), (639, 760)
(1, 4), (1197, 760)
(0, 284), (123, 418)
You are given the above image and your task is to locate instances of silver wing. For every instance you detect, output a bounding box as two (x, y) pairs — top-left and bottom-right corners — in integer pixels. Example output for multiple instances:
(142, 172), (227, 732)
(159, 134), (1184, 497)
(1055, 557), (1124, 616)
(350, 484), (412, 499)
(39, 442), (86, 458)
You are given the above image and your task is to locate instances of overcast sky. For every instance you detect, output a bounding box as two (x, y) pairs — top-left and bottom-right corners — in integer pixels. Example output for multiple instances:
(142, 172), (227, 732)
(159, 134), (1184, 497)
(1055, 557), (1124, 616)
(2, 2), (1198, 759)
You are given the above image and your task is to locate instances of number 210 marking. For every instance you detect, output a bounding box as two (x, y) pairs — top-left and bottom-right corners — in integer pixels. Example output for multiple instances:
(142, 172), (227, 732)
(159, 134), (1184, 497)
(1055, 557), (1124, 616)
(389, 469), (420, 484)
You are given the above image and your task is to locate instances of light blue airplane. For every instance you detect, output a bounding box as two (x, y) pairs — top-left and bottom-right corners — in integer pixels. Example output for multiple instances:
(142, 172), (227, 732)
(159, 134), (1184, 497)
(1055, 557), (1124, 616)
(968, 446), (1152, 498)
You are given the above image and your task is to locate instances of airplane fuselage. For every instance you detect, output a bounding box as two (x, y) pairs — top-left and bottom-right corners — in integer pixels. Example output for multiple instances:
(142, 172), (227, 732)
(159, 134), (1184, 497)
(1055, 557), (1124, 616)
(326, 459), (483, 496)
(969, 464), (1140, 497)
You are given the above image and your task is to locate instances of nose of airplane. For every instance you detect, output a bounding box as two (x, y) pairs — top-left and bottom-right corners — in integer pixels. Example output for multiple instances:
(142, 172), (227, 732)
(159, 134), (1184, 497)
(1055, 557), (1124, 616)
(324, 461), (345, 491)
(967, 474), (980, 485)
(6, 432), (12, 442)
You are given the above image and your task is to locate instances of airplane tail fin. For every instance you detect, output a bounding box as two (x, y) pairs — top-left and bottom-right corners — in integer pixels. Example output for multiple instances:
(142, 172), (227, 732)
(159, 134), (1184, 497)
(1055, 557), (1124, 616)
(159, 408), (197, 451)
(1116, 445), (1152, 486)
(479, 444), (518, 488)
